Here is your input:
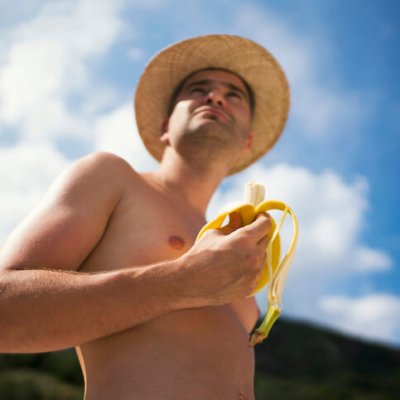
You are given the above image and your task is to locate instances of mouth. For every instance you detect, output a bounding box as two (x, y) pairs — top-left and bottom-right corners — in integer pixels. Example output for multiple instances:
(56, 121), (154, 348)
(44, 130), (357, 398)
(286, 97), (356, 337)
(194, 107), (231, 123)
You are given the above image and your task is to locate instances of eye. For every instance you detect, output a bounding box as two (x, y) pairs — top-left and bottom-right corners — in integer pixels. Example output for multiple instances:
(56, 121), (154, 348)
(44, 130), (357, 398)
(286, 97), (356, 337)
(189, 87), (206, 95)
(227, 91), (242, 102)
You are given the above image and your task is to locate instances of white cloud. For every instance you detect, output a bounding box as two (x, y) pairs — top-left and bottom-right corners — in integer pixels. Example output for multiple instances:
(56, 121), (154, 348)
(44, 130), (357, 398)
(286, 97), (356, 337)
(11, 0), (125, 59)
(0, 37), (89, 140)
(0, 143), (68, 242)
(0, 0), (126, 141)
(353, 246), (392, 272)
(93, 103), (158, 171)
(318, 294), (400, 345)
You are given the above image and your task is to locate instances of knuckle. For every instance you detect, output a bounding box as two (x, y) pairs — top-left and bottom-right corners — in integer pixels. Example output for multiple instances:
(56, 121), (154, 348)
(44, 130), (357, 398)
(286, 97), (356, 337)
(237, 233), (253, 247)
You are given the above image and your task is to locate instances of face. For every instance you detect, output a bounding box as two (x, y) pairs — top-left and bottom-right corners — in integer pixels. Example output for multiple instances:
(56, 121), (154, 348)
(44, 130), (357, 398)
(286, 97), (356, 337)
(161, 69), (253, 161)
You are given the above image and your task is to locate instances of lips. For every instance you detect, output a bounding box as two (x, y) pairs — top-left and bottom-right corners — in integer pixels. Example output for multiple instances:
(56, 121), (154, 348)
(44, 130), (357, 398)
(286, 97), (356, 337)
(194, 107), (231, 122)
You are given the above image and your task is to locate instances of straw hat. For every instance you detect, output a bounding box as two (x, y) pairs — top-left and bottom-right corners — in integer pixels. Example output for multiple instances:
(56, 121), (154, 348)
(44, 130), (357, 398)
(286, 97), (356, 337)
(134, 34), (290, 175)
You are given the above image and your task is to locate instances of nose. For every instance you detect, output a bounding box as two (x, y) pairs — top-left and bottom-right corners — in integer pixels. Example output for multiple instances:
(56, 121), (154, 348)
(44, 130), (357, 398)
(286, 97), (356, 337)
(206, 90), (225, 107)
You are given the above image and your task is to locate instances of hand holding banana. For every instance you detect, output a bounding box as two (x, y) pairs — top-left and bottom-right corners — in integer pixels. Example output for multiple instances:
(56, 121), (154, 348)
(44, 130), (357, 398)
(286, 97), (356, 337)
(196, 182), (299, 346)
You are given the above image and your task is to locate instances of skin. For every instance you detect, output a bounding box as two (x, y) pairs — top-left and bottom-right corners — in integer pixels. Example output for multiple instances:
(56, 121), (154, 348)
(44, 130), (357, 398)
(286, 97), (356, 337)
(0, 69), (272, 399)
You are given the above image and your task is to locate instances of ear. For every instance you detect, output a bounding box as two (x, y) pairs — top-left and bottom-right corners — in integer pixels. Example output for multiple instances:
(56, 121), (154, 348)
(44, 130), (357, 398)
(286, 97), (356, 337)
(244, 132), (253, 150)
(160, 118), (170, 145)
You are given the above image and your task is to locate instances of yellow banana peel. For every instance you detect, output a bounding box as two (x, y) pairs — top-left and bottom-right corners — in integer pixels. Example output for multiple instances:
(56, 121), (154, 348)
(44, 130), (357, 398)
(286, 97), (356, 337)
(196, 182), (299, 346)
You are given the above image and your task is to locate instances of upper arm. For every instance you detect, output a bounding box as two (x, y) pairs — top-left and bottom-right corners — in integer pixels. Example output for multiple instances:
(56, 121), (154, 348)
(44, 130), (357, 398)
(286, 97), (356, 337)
(0, 152), (132, 272)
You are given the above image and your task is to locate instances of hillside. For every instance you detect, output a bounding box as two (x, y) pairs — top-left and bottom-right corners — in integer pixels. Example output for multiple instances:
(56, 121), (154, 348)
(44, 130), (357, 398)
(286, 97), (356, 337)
(254, 318), (400, 399)
(1, 318), (399, 399)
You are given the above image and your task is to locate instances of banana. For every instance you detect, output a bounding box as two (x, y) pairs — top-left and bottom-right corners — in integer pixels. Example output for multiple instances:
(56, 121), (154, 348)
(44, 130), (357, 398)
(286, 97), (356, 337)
(196, 182), (299, 346)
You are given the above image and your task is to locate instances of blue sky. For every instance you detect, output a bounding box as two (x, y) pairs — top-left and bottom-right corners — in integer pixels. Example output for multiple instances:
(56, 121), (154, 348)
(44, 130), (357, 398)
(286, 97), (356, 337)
(0, 0), (399, 347)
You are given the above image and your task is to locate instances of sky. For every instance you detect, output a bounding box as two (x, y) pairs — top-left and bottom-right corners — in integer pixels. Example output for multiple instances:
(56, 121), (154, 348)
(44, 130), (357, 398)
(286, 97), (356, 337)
(0, 0), (399, 347)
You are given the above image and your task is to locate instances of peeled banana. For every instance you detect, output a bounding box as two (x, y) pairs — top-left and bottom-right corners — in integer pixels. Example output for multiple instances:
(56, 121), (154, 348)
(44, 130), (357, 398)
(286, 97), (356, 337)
(196, 182), (298, 346)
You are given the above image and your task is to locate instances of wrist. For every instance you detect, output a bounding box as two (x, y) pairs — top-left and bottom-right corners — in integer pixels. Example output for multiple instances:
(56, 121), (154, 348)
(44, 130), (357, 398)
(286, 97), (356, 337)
(164, 255), (203, 310)
(118, 257), (202, 314)
(172, 253), (209, 309)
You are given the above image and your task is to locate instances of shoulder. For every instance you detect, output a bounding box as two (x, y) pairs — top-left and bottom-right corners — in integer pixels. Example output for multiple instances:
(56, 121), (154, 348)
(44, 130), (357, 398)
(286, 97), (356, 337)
(44, 152), (141, 209)
(60, 152), (139, 187)
(71, 152), (136, 176)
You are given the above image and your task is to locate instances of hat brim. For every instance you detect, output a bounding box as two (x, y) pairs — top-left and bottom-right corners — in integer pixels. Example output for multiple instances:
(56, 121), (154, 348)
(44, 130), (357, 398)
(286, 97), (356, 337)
(134, 34), (290, 175)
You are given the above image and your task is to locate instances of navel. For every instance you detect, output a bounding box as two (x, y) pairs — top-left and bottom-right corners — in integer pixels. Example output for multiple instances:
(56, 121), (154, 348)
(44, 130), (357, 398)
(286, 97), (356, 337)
(168, 235), (185, 250)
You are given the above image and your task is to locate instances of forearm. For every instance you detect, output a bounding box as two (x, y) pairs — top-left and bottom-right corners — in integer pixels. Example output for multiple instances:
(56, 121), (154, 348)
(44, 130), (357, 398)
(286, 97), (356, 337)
(0, 260), (193, 353)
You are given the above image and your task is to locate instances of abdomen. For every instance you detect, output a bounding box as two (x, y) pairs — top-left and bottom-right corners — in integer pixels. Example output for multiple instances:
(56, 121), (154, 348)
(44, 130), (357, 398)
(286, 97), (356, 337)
(80, 306), (255, 399)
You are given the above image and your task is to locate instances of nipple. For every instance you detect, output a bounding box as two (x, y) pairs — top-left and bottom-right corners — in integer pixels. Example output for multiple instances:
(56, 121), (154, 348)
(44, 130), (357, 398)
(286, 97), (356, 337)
(168, 235), (185, 250)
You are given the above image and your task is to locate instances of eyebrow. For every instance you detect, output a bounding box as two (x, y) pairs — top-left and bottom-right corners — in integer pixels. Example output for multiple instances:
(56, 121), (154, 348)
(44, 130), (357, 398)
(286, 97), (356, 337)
(184, 79), (248, 99)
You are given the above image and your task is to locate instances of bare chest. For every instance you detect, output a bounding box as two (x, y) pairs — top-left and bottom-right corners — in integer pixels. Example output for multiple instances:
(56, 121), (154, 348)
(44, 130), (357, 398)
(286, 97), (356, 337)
(79, 185), (205, 273)
(77, 177), (255, 398)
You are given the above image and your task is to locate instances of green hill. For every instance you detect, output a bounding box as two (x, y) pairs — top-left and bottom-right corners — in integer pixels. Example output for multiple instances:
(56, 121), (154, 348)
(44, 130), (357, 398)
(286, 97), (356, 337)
(254, 318), (400, 399)
(1, 318), (399, 399)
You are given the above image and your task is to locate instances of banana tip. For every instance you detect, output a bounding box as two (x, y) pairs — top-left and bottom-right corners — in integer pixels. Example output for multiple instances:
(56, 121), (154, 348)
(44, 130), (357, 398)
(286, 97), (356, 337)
(249, 331), (266, 347)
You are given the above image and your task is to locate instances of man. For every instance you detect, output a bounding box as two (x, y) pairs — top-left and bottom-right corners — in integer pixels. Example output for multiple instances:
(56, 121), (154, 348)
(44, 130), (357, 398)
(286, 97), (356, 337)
(0, 35), (289, 399)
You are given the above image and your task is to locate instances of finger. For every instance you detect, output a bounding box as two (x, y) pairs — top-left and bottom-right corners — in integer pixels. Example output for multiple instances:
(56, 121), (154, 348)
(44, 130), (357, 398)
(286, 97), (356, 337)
(219, 211), (242, 235)
(241, 213), (272, 242)
(256, 212), (271, 220)
(228, 211), (242, 229)
(257, 235), (269, 249)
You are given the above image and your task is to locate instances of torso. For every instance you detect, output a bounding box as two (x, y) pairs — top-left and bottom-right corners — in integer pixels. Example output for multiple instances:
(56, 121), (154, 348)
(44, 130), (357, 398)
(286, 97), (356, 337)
(76, 169), (255, 399)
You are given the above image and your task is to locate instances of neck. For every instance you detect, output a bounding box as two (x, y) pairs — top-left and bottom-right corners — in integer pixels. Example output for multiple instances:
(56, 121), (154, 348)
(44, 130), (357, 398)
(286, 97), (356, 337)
(145, 150), (231, 217)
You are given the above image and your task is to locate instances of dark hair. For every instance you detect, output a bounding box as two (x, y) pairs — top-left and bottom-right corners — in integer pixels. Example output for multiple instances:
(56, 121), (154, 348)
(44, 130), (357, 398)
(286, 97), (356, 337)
(167, 67), (255, 116)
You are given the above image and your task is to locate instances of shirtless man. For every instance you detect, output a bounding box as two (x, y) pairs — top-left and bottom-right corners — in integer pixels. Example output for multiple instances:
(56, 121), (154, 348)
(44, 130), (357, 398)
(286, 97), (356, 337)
(0, 35), (289, 399)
